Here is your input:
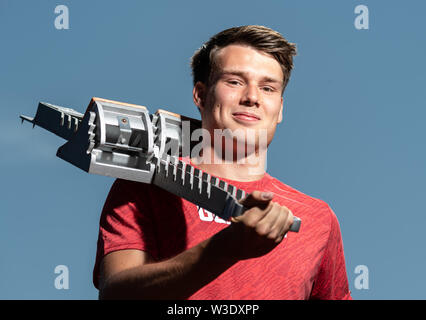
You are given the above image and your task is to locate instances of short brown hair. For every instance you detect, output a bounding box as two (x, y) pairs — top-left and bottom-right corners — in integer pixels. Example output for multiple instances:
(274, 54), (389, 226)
(190, 25), (297, 93)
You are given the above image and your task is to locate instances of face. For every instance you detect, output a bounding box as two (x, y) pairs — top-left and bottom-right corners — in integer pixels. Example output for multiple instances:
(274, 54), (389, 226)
(193, 44), (284, 150)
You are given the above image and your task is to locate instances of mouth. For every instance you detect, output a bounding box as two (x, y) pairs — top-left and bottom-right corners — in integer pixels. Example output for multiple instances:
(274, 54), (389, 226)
(232, 112), (261, 122)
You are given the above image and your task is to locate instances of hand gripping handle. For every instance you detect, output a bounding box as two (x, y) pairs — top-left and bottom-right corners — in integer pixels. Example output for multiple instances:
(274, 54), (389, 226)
(224, 195), (301, 233)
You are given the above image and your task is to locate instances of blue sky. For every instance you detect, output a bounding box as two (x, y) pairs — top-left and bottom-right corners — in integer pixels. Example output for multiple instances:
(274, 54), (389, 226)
(1, 0), (426, 299)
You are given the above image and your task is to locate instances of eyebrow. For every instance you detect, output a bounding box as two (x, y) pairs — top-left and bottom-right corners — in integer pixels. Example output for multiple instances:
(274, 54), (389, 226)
(220, 69), (283, 85)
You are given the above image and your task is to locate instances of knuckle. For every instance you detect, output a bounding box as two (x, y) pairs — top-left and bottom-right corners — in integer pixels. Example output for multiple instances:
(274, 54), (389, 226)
(271, 201), (280, 209)
(242, 210), (258, 225)
(280, 206), (291, 218)
(288, 214), (294, 226)
(245, 218), (258, 229)
(266, 202), (277, 214)
(286, 210), (294, 225)
(255, 224), (269, 236)
(267, 230), (279, 240)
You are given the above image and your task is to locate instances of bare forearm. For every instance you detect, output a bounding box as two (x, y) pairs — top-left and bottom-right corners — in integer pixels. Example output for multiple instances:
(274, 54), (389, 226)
(99, 231), (236, 300)
(99, 191), (291, 300)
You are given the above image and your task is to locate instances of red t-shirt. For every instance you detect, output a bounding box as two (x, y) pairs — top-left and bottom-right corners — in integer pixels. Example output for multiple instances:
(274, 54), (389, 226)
(93, 161), (352, 300)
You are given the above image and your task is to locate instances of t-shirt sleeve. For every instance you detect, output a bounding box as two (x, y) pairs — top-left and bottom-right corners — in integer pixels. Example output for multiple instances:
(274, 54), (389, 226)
(310, 206), (352, 300)
(93, 179), (158, 289)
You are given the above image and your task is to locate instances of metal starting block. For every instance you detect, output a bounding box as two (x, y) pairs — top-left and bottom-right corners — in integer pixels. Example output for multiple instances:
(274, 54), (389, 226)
(20, 97), (301, 232)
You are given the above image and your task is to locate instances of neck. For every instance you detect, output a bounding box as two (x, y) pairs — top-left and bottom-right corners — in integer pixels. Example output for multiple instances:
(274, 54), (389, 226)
(190, 143), (267, 182)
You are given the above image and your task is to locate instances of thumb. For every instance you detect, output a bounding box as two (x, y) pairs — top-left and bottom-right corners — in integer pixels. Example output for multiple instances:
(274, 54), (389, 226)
(240, 191), (274, 208)
(231, 191), (273, 223)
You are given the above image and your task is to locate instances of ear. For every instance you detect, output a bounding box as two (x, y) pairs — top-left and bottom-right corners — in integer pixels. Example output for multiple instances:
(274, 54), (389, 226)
(193, 81), (207, 111)
(277, 97), (283, 124)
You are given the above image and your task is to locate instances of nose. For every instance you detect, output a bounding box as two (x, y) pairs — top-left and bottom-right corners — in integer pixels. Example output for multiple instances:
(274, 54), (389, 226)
(241, 84), (259, 107)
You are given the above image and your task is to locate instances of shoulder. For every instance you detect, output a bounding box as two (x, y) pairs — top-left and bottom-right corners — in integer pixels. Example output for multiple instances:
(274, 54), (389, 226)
(263, 173), (331, 211)
(263, 173), (339, 235)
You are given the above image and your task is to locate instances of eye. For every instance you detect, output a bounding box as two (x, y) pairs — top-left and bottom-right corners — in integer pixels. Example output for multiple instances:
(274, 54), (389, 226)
(262, 86), (275, 92)
(227, 79), (242, 86)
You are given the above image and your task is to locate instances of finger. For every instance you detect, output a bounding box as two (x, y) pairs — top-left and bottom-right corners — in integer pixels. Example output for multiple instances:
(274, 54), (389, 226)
(232, 198), (274, 226)
(242, 201), (274, 227)
(261, 205), (293, 242)
(276, 208), (294, 237)
(255, 202), (282, 237)
(269, 209), (288, 240)
(286, 210), (295, 232)
(232, 191), (274, 224)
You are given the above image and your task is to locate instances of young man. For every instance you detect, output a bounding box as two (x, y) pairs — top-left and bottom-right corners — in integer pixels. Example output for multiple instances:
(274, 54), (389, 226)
(93, 25), (352, 300)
